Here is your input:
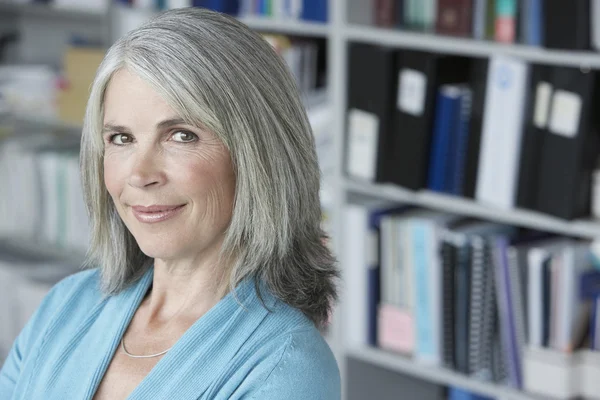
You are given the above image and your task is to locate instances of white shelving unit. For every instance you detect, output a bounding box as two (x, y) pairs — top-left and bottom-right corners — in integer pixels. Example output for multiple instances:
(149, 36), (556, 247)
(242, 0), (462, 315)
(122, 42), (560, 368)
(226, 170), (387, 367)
(0, 1), (108, 19)
(344, 178), (600, 239)
(0, 238), (86, 267)
(240, 16), (329, 37)
(343, 24), (600, 68)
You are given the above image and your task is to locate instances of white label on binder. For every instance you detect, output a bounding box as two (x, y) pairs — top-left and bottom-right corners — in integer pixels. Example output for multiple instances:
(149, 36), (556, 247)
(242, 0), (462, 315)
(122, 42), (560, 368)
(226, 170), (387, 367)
(548, 90), (582, 138)
(533, 82), (552, 128)
(397, 69), (427, 116)
(347, 109), (379, 181)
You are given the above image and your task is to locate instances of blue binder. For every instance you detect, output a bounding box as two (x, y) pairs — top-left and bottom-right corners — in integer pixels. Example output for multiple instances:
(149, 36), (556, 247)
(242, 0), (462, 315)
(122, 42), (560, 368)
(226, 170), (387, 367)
(427, 86), (461, 193)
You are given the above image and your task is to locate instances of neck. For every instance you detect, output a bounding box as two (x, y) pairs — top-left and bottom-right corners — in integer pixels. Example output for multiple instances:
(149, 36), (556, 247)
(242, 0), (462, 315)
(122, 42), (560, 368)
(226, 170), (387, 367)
(141, 254), (232, 331)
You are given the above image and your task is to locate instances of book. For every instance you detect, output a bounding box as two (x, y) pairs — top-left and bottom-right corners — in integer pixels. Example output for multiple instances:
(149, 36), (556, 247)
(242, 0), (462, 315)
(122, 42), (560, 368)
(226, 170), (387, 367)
(494, 0), (517, 43)
(436, 0), (473, 36)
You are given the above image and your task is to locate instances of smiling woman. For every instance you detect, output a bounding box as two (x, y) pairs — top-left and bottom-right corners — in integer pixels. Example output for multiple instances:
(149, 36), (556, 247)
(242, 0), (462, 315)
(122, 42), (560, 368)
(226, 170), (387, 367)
(0, 7), (340, 400)
(101, 69), (237, 271)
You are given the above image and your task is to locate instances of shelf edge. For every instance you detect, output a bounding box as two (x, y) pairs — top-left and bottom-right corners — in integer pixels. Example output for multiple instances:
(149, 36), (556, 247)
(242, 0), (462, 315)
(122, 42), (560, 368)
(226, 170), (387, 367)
(347, 346), (543, 400)
(344, 25), (600, 68)
(344, 179), (600, 239)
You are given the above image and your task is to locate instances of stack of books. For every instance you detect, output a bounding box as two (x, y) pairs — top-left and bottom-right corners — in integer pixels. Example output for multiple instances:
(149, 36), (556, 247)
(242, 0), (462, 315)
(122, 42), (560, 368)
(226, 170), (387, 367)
(370, 0), (598, 50)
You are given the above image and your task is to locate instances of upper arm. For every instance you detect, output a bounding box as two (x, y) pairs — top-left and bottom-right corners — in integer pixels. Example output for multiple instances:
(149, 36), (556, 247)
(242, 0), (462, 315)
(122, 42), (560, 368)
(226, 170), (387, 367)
(248, 331), (341, 400)
(0, 272), (83, 398)
(0, 317), (31, 397)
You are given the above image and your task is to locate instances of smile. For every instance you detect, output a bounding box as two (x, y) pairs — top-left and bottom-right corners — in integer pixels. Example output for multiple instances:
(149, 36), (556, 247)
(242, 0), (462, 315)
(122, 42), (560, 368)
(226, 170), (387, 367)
(131, 204), (186, 224)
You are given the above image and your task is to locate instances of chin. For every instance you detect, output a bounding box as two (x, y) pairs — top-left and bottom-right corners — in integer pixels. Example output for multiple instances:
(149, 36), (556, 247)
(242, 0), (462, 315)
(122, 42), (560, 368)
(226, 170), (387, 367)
(134, 238), (186, 260)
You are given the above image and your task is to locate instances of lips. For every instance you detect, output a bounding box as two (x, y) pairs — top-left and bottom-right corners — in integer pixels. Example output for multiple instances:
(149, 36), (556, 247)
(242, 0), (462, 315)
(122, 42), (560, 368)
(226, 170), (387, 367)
(131, 204), (186, 223)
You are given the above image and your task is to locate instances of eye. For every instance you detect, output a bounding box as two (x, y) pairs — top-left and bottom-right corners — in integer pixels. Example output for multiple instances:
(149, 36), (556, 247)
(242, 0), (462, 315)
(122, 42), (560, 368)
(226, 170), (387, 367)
(109, 133), (133, 145)
(171, 130), (198, 143)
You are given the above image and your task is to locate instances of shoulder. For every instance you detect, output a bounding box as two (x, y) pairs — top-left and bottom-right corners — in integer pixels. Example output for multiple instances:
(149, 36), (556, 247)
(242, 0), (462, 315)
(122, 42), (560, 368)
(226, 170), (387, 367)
(250, 327), (340, 400)
(42, 268), (103, 314)
(0, 268), (103, 394)
(17, 268), (103, 349)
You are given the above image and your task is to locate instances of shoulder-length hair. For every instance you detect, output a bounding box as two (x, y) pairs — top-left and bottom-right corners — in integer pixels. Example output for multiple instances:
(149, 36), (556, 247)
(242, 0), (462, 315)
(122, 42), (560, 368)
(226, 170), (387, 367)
(80, 7), (338, 328)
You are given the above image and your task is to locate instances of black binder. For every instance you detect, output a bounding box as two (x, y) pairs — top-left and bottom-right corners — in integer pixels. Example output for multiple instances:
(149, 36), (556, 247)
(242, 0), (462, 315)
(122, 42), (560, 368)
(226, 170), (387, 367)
(535, 67), (600, 219)
(390, 50), (471, 190)
(346, 43), (399, 183)
(544, 0), (591, 50)
(516, 64), (552, 210)
(463, 58), (488, 199)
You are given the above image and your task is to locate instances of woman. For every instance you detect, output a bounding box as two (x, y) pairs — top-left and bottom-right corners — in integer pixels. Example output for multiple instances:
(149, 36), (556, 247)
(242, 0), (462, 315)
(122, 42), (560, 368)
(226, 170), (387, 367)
(0, 7), (340, 400)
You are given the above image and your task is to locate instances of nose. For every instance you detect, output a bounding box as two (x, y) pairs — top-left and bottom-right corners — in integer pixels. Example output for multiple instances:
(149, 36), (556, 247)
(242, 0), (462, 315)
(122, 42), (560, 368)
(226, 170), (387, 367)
(128, 145), (166, 189)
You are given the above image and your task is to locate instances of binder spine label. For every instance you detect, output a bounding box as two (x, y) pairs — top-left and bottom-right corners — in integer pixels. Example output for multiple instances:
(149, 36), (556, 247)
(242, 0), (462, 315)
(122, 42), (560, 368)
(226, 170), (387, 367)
(397, 68), (427, 116)
(346, 109), (379, 180)
(533, 82), (553, 129)
(548, 90), (583, 138)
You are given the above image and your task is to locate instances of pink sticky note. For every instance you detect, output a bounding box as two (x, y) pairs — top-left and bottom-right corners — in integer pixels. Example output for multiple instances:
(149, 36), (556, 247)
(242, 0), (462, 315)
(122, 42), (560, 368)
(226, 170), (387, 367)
(377, 303), (414, 354)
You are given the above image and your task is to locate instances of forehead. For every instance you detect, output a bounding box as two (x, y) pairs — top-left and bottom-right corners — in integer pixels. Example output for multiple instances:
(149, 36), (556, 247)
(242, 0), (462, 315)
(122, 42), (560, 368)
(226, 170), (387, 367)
(103, 68), (178, 126)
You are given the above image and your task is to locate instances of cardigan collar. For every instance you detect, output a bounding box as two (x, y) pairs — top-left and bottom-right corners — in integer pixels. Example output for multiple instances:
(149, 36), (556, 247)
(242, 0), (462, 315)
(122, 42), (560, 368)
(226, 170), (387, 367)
(25, 265), (277, 400)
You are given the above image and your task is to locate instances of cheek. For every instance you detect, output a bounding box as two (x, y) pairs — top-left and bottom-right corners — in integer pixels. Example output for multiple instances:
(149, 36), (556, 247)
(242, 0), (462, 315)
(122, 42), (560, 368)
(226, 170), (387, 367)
(174, 153), (235, 216)
(103, 155), (123, 199)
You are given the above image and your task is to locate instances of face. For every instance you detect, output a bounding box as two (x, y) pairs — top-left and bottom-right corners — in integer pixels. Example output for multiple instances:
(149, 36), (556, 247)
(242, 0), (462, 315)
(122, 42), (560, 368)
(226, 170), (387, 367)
(102, 68), (235, 262)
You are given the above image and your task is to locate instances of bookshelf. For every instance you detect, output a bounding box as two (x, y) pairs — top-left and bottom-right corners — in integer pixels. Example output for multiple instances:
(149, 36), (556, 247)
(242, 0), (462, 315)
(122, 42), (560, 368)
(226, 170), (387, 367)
(0, 238), (86, 267)
(326, 1), (600, 400)
(7, 115), (84, 135)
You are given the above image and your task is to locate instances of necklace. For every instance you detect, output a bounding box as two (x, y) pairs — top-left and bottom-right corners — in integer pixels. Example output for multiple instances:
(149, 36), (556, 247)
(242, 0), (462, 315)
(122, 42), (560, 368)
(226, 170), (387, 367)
(121, 336), (173, 359)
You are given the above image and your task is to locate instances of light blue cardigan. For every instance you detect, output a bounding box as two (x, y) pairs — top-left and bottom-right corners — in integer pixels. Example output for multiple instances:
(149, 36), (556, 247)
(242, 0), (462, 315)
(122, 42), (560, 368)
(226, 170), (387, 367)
(0, 266), (340, 399)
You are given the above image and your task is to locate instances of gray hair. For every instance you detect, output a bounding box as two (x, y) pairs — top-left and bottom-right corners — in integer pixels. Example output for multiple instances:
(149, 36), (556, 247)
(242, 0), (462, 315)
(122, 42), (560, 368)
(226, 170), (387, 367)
(80, 7), (339, 328)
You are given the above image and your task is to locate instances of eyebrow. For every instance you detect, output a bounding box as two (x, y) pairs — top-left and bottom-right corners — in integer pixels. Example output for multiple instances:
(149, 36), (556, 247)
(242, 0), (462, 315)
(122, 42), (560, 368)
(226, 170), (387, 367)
(101, 117), (188, 134)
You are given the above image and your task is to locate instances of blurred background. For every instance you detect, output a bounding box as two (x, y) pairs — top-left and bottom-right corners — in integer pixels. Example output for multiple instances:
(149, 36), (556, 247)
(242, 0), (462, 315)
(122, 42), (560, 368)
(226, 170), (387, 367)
(2, 1), (600, 400)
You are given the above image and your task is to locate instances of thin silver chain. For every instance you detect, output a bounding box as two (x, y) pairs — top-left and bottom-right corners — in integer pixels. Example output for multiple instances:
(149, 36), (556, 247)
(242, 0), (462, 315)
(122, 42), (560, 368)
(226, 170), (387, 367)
(121, 337), (172, 359)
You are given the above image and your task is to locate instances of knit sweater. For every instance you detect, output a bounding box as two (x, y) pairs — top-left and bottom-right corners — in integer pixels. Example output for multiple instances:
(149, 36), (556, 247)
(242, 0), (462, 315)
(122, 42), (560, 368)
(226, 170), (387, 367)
(0, 266), (340, 399)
